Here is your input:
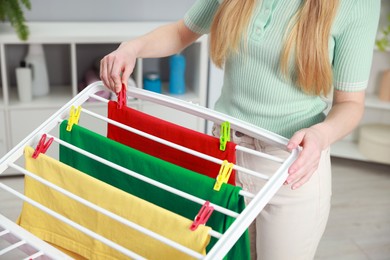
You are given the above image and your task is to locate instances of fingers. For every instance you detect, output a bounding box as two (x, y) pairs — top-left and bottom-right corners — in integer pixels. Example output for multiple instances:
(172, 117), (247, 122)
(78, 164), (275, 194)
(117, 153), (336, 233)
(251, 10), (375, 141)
(100, 55), (114, 92)
(100, 49), (135, 94)
(110, 58), (124, 93)
(285, 148), (319, 189)
(121, 66), (132, 91)
(100, 55), (121, 93)
(287, 168), (315, 190)
(285, 129), (322, 190)
(287, 130), (305, 150)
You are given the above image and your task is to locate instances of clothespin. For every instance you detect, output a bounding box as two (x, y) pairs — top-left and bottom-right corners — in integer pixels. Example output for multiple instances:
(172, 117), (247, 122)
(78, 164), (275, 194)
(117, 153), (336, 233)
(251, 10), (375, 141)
(190, 201), (214, 231)
(117, 83), (127, 109)
(213, 160), (234, 191)
(66, 105), (82, 132)
(32, 134), (54, 159)
(220, 121), (230, 151)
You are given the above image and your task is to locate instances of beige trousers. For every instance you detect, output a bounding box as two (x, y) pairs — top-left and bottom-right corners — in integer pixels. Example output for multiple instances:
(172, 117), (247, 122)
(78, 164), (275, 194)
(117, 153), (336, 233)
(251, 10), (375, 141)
(214, 127), (332, 260)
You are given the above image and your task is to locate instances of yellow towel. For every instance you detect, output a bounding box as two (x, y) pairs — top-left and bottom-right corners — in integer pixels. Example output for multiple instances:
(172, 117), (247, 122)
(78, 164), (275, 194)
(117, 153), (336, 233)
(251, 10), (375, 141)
(17, 146), (211, 259)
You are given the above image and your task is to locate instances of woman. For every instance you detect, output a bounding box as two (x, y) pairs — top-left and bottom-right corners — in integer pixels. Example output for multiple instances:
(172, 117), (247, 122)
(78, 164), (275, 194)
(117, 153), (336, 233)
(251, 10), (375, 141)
(100, 0), (380, 259)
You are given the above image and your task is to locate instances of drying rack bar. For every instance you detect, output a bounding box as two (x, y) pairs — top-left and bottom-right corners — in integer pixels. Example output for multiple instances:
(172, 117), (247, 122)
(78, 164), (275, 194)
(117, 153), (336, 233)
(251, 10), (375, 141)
(126, 86), (291, 150)
(0, 182), (147, 260)
(6, 162), (212, 259)
(0, 81), (299, 259)
(49, 134), (240, 219)
(0, 214), (70, 259)
(91, 93), (286, 164)
(204, 152), (296, 259)
(80, 107), (270, 181)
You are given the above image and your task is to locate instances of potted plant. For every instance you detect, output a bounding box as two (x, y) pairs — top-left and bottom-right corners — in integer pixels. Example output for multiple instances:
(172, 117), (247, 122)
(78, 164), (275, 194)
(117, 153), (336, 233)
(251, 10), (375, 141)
(0, 0), (31, 41)
(376, 13), (390, 101)
(376, 13), (390, 51)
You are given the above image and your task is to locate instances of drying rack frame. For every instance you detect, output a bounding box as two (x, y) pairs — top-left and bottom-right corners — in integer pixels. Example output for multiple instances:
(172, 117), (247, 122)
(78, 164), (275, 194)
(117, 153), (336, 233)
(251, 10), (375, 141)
(0, 81), (299, 259)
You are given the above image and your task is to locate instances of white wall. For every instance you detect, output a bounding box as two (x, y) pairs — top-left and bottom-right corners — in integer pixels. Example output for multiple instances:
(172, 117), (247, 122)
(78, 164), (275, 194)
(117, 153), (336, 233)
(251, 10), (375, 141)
(206, 64), (223, 134)
(379, 0), (390, 28)
(24, 0), (196, 22)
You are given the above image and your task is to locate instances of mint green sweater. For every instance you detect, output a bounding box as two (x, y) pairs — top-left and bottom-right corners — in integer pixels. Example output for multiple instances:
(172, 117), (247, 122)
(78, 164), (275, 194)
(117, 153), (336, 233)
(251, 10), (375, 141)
(184, 0), (380, 138)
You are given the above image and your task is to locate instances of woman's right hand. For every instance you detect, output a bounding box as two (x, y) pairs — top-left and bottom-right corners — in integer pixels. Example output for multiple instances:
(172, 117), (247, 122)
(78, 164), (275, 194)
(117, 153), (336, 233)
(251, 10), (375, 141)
(100, 20), (200, 94)
(100, 41), (137, 94)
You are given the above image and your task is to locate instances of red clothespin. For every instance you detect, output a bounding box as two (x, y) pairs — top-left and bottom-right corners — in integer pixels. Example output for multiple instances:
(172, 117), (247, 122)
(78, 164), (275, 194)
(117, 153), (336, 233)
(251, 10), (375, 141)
(190, 201), (214, 231)
(32, 134), (54, 159)
(117, 83), (127, 109)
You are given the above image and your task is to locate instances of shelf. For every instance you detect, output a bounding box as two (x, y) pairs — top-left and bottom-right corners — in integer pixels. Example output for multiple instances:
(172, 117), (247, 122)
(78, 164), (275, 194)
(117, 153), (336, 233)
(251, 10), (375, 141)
(365, 94), (390, 110)
(324, 93), (390, 110)
(331, 139), (390, 165)
(8, 86), (72, 109)
(0, 21), (209, 156)
(0, 22), (171, 44)
(330, 140), (367, 161)
(159, 85), (201, 103)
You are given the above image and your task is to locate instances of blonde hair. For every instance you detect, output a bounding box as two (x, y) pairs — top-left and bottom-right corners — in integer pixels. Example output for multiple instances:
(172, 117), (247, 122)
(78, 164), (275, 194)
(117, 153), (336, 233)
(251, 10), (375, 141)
(210, 0), (339, 96)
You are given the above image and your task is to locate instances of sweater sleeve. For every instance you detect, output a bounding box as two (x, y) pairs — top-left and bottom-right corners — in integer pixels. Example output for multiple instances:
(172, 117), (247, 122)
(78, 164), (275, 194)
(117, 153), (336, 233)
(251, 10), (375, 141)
(332, 0), (381, 92)
(183, 0), (220, 34)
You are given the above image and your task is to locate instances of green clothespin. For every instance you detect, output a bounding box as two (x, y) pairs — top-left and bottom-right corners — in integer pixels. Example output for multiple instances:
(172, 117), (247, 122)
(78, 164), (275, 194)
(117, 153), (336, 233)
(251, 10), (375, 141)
(220, 121), (230, 151)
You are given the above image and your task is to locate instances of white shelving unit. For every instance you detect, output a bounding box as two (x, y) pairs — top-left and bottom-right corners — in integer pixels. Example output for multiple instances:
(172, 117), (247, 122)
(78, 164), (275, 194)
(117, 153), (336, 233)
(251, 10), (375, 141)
(0, 22), (209, 163)
(332, 2), (390, 165)
(329, 49), (390, 165)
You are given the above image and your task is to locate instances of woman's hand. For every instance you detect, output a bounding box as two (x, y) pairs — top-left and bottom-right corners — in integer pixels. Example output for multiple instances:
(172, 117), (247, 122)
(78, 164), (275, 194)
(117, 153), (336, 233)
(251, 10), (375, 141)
(100, 41), (138, 94)
(285, 126), (328, 190)
(99, 20), (200, 94)
(285, 90), (365, 189)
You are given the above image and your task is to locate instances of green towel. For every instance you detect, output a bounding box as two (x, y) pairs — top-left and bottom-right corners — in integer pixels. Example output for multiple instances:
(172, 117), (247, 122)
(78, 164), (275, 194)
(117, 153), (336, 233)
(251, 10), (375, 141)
(59, 120), (249, 259)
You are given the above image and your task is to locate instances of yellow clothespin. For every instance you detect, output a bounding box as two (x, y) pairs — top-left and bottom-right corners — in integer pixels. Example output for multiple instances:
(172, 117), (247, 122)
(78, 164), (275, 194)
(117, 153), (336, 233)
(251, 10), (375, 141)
(66, 105), (81, 131)
(213, 160), (234, 191)
(220, 121), (230, 151)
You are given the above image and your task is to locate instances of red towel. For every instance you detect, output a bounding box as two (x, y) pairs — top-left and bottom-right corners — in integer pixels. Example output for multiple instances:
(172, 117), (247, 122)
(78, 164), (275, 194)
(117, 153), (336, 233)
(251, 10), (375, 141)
(107, 101), (236, 185)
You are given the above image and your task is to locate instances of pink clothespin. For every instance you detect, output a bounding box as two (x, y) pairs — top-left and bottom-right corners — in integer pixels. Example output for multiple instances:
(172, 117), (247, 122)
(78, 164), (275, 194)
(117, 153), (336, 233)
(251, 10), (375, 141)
(32, 134), (54, 159)
(117, 83), (127, 109)
(190, 201), (214, 231)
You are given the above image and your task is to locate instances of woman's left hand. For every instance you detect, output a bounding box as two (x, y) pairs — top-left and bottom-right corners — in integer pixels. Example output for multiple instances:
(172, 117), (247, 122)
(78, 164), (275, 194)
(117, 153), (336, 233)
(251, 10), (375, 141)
(284, 90), (365, 190)
(285, 126), (327, 190)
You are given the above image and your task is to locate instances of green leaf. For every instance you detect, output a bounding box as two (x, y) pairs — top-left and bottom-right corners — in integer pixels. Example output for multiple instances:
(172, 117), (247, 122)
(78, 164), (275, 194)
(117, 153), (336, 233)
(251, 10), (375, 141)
(0, 0), (31, 40)
(21, 0), (31, 10)
(376, 13), (390, 52)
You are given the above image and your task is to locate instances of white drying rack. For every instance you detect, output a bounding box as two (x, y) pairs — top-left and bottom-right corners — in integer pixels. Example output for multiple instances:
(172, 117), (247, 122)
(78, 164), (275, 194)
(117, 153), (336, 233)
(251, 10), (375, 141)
(0, 81), (299, 259)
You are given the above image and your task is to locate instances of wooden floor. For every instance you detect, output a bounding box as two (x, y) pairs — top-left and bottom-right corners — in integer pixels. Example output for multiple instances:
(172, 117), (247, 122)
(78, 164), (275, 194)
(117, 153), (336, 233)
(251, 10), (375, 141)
(315, 158), (390, 260)
(0, 157), (389, 259)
